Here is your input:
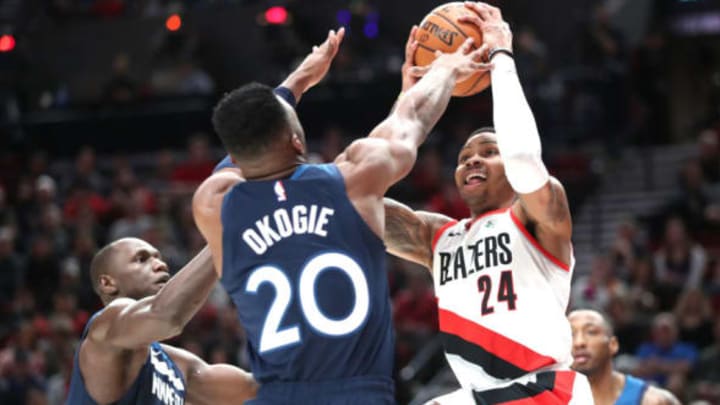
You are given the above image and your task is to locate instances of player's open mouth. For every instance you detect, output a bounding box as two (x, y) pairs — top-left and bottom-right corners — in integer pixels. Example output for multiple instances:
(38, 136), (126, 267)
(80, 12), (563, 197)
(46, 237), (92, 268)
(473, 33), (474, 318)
(572, 353), (590, 364)
(464, 172), (487, 185)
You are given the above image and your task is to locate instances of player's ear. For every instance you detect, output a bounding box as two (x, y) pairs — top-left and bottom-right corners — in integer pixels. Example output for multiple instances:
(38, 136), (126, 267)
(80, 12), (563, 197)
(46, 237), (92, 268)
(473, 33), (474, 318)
(291, 133), (306, 155)
(609, 335), (619, 356)
(99, 274), (119, 297)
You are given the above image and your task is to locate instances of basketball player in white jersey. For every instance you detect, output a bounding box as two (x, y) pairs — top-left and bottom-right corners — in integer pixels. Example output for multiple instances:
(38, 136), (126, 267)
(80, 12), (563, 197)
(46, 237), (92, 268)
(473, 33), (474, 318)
(384, 3), (593, 404)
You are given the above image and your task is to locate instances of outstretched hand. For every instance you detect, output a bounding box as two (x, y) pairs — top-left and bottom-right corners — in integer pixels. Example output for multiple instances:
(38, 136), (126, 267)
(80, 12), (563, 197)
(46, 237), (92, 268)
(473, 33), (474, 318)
(280, 27), (345, 101)
(400, 25), (420, 93)
(408, 38), (492, 83)
(296, 27), (346, 90)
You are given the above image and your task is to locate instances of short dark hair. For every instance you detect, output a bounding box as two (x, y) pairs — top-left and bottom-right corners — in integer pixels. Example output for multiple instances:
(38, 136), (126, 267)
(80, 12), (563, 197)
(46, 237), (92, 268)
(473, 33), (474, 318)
(90, 242), (118, 298)
(470, 127), (496, 137)
(212, 82), (291, 158)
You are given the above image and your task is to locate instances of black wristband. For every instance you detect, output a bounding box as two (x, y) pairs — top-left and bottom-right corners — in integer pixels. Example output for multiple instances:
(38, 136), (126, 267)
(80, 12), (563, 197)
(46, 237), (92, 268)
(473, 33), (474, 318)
(487, 47), (514, 62)
(273, 86), (297, 109)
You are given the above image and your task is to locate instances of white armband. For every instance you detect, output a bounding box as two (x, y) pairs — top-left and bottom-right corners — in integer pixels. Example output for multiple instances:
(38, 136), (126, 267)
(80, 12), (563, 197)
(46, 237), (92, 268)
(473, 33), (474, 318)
(491, 54), (549, 194)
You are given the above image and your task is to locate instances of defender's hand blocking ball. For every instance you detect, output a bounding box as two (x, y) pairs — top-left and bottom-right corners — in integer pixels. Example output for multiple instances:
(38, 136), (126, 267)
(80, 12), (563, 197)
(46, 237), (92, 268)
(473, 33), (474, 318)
(414, 2), (490, 97)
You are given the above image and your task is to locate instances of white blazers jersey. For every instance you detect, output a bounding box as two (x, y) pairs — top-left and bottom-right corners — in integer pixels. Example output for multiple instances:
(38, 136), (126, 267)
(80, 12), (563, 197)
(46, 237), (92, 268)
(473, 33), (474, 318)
(432, 207), (574, 392)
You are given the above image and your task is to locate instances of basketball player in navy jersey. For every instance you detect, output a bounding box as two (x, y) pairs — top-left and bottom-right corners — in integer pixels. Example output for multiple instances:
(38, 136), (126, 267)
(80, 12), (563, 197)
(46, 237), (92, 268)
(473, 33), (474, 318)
(569, 310), (680, 405)
(192, 31), (492, 403)
(66, 239), (257, 405)
(65, 28), (347, 405)
(383, 3), (592, 403)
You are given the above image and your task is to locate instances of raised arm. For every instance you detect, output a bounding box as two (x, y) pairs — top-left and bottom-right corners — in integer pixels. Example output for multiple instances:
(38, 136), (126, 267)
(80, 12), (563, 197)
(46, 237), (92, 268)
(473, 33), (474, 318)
(214, 29), (344, 174)
(162, 344), (258, 405)
(278, 28), (344, 103)
(336, 38), (491, 196)
(462, 3), (572, 264)
(384, 198), (454, 269)
(84, 246), (218, 350)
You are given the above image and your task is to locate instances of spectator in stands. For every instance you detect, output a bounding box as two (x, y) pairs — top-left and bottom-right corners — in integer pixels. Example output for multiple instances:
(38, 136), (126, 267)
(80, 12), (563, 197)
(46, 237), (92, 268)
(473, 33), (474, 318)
(666, 159), (716, 232)
(63, 180), (110, 227)
(38, 205), (69, 257)
(61, 232), (99, 312)
(609, 218), (649, 281)
(606, 295), (647, 355)
(673, 289), (714, 349)
(107, 164), (156, 220)
(626, 257), (659, 315)
(148, 149), (177, 193)
(634, 313), (698, 394)
(571, 254), (627, 311)
(102, 52), (138, 103)
(171, 134), (216, 186)
(692, 315), (720, 403)
(0, 349), (46, 405)
(698, 128), (720, 183)
(107, 196), (152, 241)
(653, 217), (706, 293)
(62, 146), (107, 195)
(24, 236), (61, 313)
(0, 228), (22, 338)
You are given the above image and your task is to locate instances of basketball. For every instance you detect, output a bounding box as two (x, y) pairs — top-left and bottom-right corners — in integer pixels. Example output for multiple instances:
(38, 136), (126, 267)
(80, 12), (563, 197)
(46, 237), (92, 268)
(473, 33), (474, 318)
(414, 2), (490, 97)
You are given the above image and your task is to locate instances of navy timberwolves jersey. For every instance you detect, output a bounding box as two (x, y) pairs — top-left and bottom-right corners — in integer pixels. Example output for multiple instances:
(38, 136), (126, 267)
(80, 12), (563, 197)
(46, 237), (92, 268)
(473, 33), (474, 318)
(220, 164), (394, 385)
(66, 312), (187, 405)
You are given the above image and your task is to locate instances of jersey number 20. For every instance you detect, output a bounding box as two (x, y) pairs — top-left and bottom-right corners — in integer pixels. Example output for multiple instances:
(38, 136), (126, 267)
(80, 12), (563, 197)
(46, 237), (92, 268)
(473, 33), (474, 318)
(246, 252), (369, 353)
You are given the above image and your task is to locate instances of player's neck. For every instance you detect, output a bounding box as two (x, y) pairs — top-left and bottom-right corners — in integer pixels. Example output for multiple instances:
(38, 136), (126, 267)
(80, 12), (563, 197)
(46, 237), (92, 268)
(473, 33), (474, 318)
(242, 156), (307, 181)
(589, 366), (624, 404)
(470, 197), (515, 218)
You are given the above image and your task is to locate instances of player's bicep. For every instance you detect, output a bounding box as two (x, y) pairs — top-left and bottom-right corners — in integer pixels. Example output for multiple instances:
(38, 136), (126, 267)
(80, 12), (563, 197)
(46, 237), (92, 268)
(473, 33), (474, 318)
(337, 117), (422, 195)
(90, 297), (172, 349)
(384, 198), (452, 269)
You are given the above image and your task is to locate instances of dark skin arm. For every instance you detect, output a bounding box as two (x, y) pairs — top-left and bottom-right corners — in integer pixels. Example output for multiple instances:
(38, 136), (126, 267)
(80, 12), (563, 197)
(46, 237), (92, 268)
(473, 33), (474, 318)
(383, 197), (453, 269)
(79, 246), (219, 403)
(334, 39), (491, 237)
(162, 344), (258, 405)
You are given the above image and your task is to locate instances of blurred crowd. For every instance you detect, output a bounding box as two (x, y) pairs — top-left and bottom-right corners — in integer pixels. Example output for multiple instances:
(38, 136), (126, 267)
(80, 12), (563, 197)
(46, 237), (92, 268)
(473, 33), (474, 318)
(567, 126), (720, 404)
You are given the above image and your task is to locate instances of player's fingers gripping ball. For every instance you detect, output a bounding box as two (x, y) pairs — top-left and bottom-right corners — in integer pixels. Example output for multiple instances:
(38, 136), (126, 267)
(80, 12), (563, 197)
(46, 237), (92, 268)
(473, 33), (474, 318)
(414, 2), (491, 97)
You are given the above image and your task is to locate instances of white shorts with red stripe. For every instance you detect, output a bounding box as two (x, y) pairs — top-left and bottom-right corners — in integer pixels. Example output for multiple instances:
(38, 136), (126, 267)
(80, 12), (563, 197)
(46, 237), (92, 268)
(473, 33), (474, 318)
(429, 370), (593, 405)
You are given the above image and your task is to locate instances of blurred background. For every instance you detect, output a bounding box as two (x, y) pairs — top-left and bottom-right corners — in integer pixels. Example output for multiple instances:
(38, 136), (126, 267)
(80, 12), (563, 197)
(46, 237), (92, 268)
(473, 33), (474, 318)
(0, 0), (719, 404)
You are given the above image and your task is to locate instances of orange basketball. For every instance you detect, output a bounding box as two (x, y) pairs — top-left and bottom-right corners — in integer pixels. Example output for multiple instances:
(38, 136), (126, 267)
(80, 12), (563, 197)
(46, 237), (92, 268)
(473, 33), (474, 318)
(413, 2), (489, 97)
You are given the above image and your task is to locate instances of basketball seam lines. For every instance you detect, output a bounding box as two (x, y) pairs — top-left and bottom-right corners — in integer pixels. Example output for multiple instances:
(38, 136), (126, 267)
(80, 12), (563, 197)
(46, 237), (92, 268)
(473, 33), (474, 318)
(432, 12), (470, 40)
(416, 43), (438, 54)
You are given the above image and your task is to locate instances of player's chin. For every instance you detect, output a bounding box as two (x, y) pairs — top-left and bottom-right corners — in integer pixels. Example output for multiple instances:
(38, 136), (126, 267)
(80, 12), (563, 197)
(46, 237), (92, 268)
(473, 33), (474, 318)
(570, 363), (592, 376)
(151, 282), (166, 293)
